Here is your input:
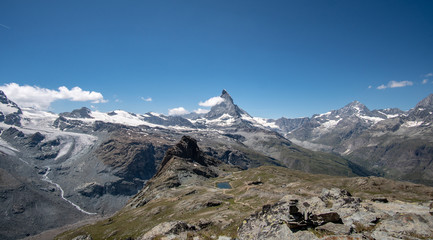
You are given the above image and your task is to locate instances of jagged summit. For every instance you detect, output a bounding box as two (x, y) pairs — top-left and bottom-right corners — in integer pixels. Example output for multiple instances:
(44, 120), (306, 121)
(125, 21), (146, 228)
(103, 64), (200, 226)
(339, 100), (370, 116)
(0, 90), (22, 126)
(204, 89), (250, 119)
(415, 93), (433, 109)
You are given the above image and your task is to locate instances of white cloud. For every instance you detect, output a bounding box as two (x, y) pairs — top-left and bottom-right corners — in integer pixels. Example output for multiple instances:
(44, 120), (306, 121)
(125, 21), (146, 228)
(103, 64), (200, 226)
(0, 83), (107, 110)
(168, 107), (189, 116)
(194, 108), (210, 114)
(141, 97), (152, 102)
(199, 96), (224, 107)
(389, 80), (413, 88)
(377, 84), (387, 90)
(376, 80), (413, 90)
(368, 85), (372, 89)
(422, 79), (428, 84)
(425, 73), (433, 77)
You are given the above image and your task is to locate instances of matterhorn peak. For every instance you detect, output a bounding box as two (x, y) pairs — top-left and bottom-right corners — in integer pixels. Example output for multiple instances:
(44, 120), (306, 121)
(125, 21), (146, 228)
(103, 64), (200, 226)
(204, 90), (250, 120)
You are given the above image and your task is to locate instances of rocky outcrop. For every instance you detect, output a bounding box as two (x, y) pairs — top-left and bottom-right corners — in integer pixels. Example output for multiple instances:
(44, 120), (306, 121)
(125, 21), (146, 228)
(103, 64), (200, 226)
(128, 136), (221, 208)
(238, 188), (433, 239)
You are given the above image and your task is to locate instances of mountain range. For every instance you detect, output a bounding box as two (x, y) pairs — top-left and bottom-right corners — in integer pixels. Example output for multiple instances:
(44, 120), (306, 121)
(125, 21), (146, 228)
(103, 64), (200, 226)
(0, 89), (432, 239)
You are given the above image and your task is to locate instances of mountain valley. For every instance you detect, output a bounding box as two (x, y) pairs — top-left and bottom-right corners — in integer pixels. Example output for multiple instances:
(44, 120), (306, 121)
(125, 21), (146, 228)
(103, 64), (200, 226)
(0, 89), (432, 239)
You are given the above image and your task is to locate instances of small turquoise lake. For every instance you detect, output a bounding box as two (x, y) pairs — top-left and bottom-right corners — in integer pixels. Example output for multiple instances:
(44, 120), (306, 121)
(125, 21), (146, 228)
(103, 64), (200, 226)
(216, 182), (232, 189)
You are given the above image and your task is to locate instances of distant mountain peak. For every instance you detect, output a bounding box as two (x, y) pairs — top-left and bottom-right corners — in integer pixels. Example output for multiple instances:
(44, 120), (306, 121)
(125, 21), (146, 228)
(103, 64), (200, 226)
(346, 100), (365, 108)
(339, 100), (369, 115)
(204, 90), (250, 120)
(415, 93), (433, 109)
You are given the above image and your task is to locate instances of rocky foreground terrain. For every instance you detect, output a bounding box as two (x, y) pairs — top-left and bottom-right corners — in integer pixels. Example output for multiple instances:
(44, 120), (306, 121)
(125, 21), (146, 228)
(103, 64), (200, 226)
(57, 136), (433, 240)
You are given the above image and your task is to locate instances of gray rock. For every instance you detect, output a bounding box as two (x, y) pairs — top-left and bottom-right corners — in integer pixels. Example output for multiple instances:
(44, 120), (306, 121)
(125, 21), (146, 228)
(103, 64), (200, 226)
(316, 222), (351, 235)
(310, 212), (342, 225)
(372, 213), (433, 239)
(238, 221), (293, 240)
(217, 236), (231, 240)
(72, 235), (93, 240)
(139, 221), (193, 240)
(292, 231), (319, 240)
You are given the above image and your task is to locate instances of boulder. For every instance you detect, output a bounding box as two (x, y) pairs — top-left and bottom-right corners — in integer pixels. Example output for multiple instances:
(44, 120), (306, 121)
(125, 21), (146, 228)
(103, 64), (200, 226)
(372, 213), (433, 239)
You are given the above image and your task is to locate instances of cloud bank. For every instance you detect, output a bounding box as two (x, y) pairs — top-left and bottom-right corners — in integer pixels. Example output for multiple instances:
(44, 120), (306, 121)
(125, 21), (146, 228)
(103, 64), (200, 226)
(0, 83), (107, 110)
(377, 80), (413, 90)
(168, 107), (189, 116)
(199, 96), (224, 107)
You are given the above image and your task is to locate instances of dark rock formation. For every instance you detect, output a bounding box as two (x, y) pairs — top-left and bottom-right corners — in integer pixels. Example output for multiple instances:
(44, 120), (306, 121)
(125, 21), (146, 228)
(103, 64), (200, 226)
(128, 136), (221, 208)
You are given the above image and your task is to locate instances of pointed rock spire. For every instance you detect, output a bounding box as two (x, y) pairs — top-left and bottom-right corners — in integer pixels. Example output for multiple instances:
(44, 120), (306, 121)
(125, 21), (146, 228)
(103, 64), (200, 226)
(204, 89), (250, 119)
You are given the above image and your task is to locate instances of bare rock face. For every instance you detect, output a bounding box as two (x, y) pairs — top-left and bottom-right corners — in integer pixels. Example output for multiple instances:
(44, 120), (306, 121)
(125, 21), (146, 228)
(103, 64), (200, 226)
(316, 222), (351, 235)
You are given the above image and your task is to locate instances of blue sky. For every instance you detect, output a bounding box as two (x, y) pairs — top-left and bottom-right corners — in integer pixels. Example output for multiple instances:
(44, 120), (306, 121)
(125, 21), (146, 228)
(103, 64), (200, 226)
(1, 0), (432, 118)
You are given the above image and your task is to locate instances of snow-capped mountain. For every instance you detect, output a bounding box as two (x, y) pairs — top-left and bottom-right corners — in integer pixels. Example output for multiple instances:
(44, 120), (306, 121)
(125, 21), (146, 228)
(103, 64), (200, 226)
(1, 89), (432, 239)
(187, 90), (254, 128)
(271, 100), (405, 150)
